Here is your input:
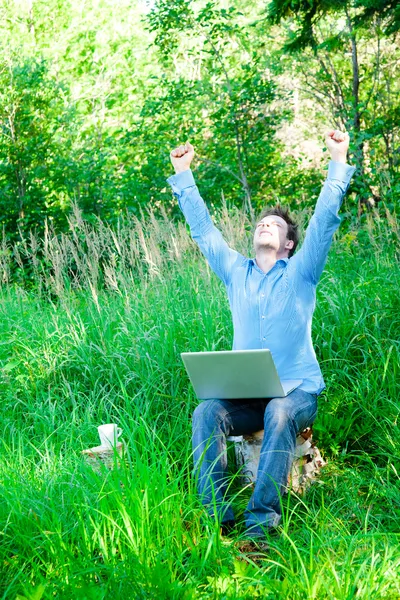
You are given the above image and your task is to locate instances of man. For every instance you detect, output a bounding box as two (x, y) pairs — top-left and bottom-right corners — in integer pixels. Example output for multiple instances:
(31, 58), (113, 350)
(167, 131), (355, 541)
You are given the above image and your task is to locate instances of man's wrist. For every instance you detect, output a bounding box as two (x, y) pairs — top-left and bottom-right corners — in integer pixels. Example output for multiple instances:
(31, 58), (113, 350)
(174, 165), (191, 174)
(330, 154), (347, 164)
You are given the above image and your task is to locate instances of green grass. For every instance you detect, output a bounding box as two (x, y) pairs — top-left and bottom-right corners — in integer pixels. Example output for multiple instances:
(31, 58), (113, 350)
(0, 207), (399, 598)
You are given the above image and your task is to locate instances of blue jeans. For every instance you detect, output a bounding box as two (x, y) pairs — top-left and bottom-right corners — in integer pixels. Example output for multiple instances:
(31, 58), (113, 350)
(192, 389), (318, 537)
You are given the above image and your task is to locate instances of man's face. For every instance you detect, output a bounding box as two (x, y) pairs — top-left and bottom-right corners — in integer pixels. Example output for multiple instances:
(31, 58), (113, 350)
(253, 215), (292, 256)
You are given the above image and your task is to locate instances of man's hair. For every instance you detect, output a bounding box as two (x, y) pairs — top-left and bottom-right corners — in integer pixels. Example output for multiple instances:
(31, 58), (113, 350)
(256, 205), (299, 258)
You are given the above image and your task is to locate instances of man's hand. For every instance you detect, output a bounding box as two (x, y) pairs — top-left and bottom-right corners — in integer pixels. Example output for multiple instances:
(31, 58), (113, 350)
(325, 130), (350, 164)
(170, 142), (195, 174)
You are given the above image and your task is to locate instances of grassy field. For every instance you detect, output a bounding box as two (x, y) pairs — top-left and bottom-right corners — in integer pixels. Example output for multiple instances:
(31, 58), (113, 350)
(0, 205), (399, 599)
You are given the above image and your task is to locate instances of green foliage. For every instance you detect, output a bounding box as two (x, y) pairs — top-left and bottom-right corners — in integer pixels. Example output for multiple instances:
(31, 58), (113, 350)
(0, 2), (398, 596)
(268, 0), (400, 43)
(146, 0), (296, 213)
(0, 204), (399, 597)
(0, 0), (398, 241)
(0, 56), (75, 234)
(267, 0), (400, 207)
(354, 0), (400, 34)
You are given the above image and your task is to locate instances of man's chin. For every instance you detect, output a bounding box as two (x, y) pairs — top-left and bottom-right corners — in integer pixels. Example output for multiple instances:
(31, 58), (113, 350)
(254, 241), (276, 252)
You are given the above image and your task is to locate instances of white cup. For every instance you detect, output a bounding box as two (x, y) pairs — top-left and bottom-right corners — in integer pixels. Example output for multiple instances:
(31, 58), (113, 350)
(98, 424), (122, 448)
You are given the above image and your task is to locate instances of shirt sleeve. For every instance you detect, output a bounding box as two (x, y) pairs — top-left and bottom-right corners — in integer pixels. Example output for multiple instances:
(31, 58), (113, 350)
(291, 161), (356, 284)
(167, 169), (243, 286)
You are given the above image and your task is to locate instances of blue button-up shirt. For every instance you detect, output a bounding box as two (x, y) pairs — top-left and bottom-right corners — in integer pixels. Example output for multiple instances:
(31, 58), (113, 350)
(167, 161), (355, 394)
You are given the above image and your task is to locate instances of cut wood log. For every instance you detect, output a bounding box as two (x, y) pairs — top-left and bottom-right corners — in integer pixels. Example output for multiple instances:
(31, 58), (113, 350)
(227, 428), (326, 494)
(82, 442), (124, 474)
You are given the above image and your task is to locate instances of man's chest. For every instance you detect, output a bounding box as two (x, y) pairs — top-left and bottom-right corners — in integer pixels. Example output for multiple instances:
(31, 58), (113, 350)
(228, 265), (313, 321)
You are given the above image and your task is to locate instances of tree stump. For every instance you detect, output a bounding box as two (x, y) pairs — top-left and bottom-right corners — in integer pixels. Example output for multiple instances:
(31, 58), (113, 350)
(81, 442), (124, 474)
(227, 428), (326, 494)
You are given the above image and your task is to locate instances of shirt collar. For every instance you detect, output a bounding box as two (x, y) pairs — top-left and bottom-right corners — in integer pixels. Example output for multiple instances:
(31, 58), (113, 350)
(250, 257), (289, 268)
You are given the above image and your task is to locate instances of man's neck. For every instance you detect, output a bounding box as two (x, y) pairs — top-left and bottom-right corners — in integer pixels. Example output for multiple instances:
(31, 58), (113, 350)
(255, 248), (288, 274)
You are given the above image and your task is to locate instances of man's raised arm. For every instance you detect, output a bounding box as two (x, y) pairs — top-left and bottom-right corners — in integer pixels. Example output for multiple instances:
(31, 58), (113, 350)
(167, 142), (242, 286)
(291, 130), (356, 284)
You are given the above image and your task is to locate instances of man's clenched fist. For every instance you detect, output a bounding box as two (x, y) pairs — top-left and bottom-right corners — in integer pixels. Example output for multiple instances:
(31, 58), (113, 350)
(170, 142), (195, 174)
(325, 130), (350, 164)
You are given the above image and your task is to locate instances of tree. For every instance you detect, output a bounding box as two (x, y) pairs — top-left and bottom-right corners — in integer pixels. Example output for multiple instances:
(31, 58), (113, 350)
(0, 56), (76, 235)
(146, 0), (290, 216)
(268, 0), (400, 207)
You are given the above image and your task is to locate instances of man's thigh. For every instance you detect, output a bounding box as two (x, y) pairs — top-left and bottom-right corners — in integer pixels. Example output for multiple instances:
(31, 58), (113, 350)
(264, 389), (318, 432)
(195, 389), (316, 436)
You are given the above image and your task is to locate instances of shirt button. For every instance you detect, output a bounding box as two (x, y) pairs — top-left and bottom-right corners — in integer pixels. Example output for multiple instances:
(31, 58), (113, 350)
(261, 293), (265, 298)
(261, 315), (265, 319)
(262, 337), (266, 341)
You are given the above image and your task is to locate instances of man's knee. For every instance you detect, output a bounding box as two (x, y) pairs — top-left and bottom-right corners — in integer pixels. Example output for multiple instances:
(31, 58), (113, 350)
(264, 399), (293, 431)
(192, 399), (225, 430)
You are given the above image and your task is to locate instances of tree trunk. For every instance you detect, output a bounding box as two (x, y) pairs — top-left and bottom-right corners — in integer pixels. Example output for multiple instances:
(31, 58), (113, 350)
(8, 112), (27, 221)
(346, 10), (369, 204)
(204, 35), (254, 217)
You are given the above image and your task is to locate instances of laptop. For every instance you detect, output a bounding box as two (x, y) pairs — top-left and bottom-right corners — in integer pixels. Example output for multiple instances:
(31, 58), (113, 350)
(181, 349), (302, 400)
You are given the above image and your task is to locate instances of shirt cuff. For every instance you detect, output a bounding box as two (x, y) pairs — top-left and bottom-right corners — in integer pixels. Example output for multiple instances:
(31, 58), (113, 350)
(327, 161), (356, 184)
(167, 169), (196, 195)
